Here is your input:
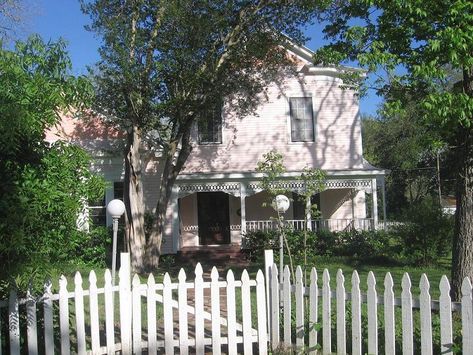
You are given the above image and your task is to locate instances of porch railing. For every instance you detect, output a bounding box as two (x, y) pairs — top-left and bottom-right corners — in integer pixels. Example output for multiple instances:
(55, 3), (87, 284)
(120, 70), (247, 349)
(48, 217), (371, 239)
(181, 219), (390, 235)
(246, 218), (379, 232)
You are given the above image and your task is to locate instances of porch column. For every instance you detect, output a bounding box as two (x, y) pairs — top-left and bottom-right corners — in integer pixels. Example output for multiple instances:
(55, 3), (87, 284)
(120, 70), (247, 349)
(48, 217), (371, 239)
(240, 183), (247, 247)
(171, 184), (180, 253)
(306, 198), (312, 231)
(371, 178), (378, 229)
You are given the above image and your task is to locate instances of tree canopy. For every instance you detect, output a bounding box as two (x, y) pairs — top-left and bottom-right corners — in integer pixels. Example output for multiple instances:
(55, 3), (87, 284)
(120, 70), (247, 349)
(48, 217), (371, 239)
(0, 36), (104, 292)
(314, 0), (473, 298)
(82, 0), (325, 270)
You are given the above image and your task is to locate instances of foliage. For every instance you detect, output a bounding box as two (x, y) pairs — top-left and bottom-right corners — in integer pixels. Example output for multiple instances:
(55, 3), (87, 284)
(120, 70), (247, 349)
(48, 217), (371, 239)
(82, 0), (326, 269)
(314, 0), (473, 299)
(0, 36), (104, 294)
(394, 197), (454, 266)
(244, 228), (397, 265)
(256, 150), (289, 199)
(362, 111), (450, 216)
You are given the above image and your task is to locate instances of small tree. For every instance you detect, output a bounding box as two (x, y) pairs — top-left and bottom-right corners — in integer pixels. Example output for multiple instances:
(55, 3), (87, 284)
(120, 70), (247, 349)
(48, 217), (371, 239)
(256, 151), (327, 280)
(298, 167), (326, 279)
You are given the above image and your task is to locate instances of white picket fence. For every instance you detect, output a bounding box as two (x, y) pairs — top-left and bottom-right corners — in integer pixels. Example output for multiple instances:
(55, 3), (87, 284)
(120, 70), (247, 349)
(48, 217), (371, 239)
(0, 253), (267, 355)
(264, 250), (473, 354)
(1, 251), (473, 354)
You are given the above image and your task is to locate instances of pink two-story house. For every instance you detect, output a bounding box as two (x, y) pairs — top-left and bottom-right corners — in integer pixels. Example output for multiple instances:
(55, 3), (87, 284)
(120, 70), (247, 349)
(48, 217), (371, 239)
(47, 43), (386, 255)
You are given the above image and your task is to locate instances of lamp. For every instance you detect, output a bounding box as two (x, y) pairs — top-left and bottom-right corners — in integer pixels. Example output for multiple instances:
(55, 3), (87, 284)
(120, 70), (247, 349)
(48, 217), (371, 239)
(107, 199), (125, 284)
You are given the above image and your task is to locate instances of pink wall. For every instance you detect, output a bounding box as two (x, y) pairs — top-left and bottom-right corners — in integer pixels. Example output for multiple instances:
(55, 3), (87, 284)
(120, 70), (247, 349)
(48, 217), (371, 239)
(183, 74), (362, 174)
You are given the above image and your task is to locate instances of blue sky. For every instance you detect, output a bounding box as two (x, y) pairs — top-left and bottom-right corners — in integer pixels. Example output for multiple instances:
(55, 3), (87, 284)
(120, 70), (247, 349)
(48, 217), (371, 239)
(26, 0), (382, 116)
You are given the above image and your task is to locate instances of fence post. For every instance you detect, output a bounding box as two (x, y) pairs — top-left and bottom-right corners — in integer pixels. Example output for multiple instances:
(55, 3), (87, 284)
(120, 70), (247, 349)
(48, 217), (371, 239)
(264, 249), (274, 343)
(119, 252), (132, 354)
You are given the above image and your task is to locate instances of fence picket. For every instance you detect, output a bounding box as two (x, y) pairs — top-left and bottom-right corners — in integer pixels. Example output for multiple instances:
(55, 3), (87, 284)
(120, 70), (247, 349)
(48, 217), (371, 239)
(439, 276), (453, 355)
(194, 263), (205, 355)
(44, 279), (54, 355)
(163, 273), (174, 355)
(89, 271), (101, 353)
(241, 270), (253, 355)
(178, 269), (188, 355)
(256, 270), (268, 355)
(367, 271), (378, 355)
(336, 269), (346, 355)
(74, 272), (86, 355)
(322, 269), (331, 355)
(420, 274), (433, 355)
(26, 287), (38, 355)
(351, 271), (362, 355)
(132, 274), (142, 353)
(211, 267), (222, 355)
(401, 273), (414, 355)
(119, 253), (132, 354)
(226, 270), (237, 355)
(461, 277), (473, 355)
(384, 273), (395, 355)
(309, 267), (318, 355)
(270, 264), (280, 350)
(283, 265), (291, 346)
(264, 249), (274, 341)
(295, 266), (304, 349)
(9, 289), (19, 355)
(103, 270), (115, 355)
(59, 276), (70, 355)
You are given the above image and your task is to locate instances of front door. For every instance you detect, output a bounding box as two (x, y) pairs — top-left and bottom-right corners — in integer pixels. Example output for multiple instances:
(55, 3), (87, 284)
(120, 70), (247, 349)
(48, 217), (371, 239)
(197, 192), (230, 245)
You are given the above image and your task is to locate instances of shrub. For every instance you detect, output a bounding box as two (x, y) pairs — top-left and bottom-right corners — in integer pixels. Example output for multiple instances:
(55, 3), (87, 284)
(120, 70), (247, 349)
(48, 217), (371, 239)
(243, 228), (399, 264)
(394, 197), (453, 265)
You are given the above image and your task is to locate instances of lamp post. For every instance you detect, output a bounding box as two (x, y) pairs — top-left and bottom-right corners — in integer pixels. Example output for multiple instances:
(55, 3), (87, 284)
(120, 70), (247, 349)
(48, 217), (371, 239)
(107, 199), (125, 285)
(272, 194), (290, 284)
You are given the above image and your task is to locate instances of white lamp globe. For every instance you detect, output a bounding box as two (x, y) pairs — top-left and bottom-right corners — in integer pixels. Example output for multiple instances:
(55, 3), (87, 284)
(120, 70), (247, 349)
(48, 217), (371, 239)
(107, 199), (126, 219)
(272, 194), (290, 213)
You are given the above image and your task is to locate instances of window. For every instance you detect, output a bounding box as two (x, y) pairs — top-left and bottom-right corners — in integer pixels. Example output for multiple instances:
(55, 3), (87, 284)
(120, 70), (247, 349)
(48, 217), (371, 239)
(89, 181), (124, 227)
(289, 97), (314, 142)
(198, 104), (222, 144)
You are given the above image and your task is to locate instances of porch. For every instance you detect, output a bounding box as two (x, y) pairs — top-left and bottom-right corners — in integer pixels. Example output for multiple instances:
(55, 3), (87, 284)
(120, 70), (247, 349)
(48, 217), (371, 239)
(164, 170), (386, 253)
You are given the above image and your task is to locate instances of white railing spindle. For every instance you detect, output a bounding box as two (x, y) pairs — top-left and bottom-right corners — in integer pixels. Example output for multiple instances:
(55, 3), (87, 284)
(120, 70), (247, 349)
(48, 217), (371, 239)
(26, 287), (38, 355)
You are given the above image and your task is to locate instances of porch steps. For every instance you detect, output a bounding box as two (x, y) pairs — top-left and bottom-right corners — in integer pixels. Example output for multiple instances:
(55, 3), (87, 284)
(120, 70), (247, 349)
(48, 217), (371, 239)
(176, 244), (249, 268)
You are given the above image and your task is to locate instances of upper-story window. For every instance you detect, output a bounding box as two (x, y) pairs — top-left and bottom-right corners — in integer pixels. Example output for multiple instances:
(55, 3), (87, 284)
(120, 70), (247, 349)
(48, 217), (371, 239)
(198, 104), (222, 144)
(289, 97), (314, 142)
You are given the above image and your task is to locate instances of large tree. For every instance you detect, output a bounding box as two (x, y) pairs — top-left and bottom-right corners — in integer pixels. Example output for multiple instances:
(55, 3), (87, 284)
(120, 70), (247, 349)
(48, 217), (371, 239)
(314, 0), (473, 299)
(82, 0), (323, 271)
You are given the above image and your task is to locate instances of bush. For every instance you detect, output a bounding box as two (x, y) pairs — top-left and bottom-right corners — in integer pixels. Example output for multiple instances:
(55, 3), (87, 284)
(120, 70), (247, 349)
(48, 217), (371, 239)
(243, 228), (399, 264)
(394, 197), (453, 265)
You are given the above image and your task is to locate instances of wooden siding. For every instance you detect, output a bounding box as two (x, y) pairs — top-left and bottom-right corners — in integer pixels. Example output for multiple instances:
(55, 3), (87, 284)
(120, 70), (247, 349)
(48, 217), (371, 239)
(183, 75), (362, 174)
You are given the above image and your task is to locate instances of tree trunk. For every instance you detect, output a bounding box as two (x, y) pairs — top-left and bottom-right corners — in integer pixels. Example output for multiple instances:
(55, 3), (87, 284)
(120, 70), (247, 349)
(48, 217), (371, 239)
(451, 67), (473, 301)
(124, 125), (146, 272)
(145, 120), (194, 270)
